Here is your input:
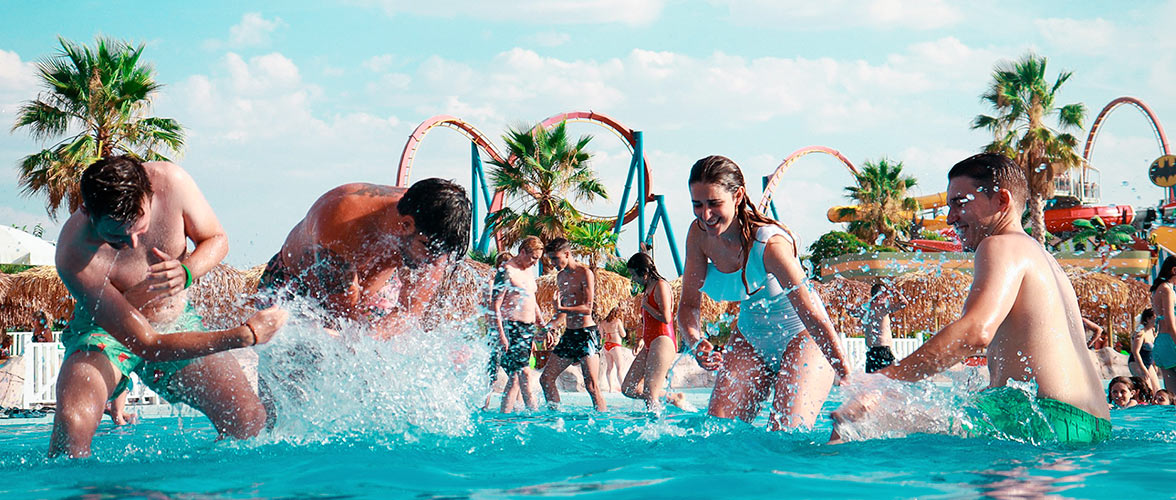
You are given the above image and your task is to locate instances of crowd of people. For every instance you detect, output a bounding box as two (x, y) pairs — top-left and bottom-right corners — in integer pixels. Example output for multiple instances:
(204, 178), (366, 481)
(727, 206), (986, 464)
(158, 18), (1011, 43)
(42, 150), (1155, 458)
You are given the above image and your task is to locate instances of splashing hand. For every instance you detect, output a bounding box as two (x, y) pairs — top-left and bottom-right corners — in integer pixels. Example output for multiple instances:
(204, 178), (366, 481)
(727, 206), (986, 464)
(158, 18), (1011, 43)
(245, 305), (290, 345)
(692, 338), (723, 371)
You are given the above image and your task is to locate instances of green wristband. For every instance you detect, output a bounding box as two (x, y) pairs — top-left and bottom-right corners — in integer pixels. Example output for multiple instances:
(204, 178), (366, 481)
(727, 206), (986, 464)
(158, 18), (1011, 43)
(181, 263), (193, 289)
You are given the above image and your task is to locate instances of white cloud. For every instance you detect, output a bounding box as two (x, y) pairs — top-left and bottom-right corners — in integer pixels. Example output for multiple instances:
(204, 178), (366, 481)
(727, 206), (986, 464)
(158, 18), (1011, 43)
(523, 31), (572, 48)
(0, 49), (38, 114)
(713, 0), (962, 30)
(1035, 18), (1116, 54)
(204, 13), (284, 50)
(360, 0), (665, 26)
(363, 54), (400, 72)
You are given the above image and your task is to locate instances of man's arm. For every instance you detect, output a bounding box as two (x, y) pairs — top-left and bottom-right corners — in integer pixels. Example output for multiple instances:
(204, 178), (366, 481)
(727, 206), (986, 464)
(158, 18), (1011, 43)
(879, 237), (1021, 382)
(60, 262), (285, 362)
(491, 268), (510, 348)
(172, 165), (229, 279)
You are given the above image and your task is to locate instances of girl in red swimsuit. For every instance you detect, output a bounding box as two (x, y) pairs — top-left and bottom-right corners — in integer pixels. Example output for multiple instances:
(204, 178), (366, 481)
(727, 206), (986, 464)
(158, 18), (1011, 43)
(621, 252), (687, 410)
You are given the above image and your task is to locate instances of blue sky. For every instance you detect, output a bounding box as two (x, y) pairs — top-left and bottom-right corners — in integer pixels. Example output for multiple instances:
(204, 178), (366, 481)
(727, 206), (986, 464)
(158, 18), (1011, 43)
(1, 0), (1174, 269)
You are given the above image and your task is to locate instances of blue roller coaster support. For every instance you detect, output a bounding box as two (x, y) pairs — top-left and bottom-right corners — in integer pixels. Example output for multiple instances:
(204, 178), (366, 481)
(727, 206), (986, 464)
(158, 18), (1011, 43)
(642, 195), (684, 276)
(470, 142), (495, 254)
(762, 175), (781, 221)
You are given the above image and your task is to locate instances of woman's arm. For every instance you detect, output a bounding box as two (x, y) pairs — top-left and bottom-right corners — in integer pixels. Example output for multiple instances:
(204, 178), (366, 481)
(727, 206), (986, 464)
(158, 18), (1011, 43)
(762, 235), (850, 380)
(677, 224), (722, 370)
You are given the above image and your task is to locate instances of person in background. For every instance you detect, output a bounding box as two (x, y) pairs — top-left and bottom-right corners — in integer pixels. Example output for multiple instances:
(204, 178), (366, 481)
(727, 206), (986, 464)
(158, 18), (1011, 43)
(1153, 389), (1174, 405)
(856, 282), (909, 373)
(1083, 317), (1106, 350)
(1149, 256), (1176, 391)
(621, 252), (688, 410)
(598, 306), (627, 393)
(491, 238), (545, 413)
(1129, 308), (1160, 393)
(1108, 376), (1150, 408)
(32, 311), (54, 343)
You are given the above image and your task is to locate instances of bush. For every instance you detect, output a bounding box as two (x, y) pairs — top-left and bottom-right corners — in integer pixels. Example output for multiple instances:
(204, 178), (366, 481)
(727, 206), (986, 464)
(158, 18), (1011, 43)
(807, 231), (872, 272)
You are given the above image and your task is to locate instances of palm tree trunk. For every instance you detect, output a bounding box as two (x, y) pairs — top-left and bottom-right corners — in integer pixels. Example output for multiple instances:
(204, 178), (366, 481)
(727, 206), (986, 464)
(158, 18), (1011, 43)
(1028, 193), (1047, 245)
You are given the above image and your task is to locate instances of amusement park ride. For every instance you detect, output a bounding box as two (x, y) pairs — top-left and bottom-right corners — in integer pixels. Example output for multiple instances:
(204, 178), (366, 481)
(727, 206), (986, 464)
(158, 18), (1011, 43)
(395, 111), (684, 275)
(760, 96), (1173, 260)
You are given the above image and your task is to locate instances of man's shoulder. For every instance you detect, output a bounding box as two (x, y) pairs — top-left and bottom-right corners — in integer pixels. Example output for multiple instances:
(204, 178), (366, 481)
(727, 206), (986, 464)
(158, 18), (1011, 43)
(143, 161), (190, 186)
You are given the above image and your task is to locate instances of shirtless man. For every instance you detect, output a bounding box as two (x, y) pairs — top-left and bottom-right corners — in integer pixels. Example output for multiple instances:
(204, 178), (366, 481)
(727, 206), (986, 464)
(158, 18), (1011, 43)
(538, 238), (607, 411)
(258, 179), (471, 336)
(832, 153), (1110, 444)
(51, 156), (288, 458)
(858, 283), (909, 373)
(491, 236), (545, 412)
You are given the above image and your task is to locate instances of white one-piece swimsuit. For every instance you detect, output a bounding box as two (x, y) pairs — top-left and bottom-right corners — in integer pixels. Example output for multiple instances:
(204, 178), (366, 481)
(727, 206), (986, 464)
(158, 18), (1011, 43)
(701, 225), (826, 371)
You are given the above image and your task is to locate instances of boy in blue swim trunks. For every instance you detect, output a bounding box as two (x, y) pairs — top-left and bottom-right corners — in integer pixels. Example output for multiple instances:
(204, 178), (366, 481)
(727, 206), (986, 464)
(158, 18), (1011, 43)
(50, 156), (288, 458)
(538, 238), (607, 411)
(833, 153), (1111, 445)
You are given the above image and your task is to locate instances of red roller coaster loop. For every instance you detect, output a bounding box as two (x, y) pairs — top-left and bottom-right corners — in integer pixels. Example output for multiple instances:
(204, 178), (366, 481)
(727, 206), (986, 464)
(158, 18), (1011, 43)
(758, 146), (858, 214)
(1083, 96), (1170, 164)
(396, 114), (508, 212)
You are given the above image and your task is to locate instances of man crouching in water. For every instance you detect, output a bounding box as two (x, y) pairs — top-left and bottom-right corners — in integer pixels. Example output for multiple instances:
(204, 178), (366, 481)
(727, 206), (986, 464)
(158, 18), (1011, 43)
(258, 178), (471, 336)
(832, 153), (1110, 444)
(51, 156), (288, 458)
(539, 238), (607, 411)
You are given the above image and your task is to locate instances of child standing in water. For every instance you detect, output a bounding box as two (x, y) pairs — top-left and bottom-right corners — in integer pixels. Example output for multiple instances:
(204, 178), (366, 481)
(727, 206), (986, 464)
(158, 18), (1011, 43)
(677, 155), (851, 429)
(621, 252), (689, 410)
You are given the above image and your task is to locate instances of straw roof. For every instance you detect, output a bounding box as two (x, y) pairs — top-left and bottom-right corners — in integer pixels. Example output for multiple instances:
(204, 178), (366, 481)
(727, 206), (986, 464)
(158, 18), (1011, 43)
(812, 277), (873, 337)
(1065, 266), (1149, 336)
(425, 259), (494, 327)
(3, 266), (74, 322)
(189, 264), (255, 329)
(890, 269), (973, 336)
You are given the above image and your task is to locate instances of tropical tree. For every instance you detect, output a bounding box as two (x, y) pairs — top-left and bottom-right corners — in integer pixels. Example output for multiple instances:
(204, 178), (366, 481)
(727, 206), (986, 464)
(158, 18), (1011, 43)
(838, 158), (919, 246)
(11, 36), (185, 217)
(1070, 217), (1136, 250)
(567, 220), (618, 269)
(485, 121), (607, 248)
(972, 52), (1086, 244)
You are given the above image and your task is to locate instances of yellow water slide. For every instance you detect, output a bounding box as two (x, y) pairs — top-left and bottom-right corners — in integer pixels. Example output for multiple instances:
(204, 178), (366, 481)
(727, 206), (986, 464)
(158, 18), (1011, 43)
(1151, 226), (1176, 254)
(827, 192), (950, 230)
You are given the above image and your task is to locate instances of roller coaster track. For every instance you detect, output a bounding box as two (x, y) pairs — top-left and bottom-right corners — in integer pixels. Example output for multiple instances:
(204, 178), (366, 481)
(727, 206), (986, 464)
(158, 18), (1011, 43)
(758, 146), (858, 214)
(396, 111), (654, 227)
(1083, 96), (1170, 165)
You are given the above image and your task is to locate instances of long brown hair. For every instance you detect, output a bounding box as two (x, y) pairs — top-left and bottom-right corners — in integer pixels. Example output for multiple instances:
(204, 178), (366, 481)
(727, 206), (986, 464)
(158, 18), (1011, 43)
(688, 155), (795, 295)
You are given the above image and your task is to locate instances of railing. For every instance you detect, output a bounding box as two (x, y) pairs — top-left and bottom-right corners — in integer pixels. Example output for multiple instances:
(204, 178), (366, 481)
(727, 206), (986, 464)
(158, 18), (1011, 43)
(842, 337), (925, 372)
(18, 341), (168, 409)
(10, 332), (32, 356)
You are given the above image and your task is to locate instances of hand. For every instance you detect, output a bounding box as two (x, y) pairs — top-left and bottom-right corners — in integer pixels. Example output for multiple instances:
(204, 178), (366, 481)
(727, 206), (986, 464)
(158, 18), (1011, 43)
(692, 338), (723, 371)
(244, 305), (289, 345)
(830, 388), (883, 427)
(146, 248), (189, 297)
(499, 334), (510, 351)
(546, 329), (558, 347)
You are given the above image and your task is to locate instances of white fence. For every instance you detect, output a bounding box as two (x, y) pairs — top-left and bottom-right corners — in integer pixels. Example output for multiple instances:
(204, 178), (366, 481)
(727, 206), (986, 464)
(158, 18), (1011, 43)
(15, 339), (167, 410)
(842, 336), (924, 372)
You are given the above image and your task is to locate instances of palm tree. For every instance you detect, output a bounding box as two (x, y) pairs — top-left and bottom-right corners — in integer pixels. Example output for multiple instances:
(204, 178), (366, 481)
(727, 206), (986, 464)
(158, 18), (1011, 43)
(485, 121), (607, 248)
(838, 158), (919, 246)
(11, 36), (185, 217)
(972, 52), (1086, 244)
(567, 220), (618, 269)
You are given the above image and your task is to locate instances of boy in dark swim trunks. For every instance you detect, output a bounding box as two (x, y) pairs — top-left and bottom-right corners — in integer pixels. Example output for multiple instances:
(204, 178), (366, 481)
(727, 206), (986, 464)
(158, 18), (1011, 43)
(492, 237), (545, 413)
(857, 282), (908, 373)
(833, 153), (1111, 445)
(539, 238), (607, 411)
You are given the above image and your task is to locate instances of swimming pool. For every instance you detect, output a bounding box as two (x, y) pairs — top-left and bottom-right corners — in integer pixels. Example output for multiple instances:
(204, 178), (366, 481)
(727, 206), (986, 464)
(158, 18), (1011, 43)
(2, 387), (1172, 499)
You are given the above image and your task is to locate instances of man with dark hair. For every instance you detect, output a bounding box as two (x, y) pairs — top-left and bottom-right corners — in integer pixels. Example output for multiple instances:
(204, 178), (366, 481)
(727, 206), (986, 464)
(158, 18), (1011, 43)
(538, 237), (607, 411)
(52, 156), (288, 458)
(258, 178), (471, 336)
(832, 153), (1110, 444)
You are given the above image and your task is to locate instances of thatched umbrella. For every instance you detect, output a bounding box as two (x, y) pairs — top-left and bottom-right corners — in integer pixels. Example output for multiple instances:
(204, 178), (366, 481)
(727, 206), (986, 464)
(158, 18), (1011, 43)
(813, 277), (873, 337)
(189, 264), (256, 329)
(0, 304), (40, 331)
(243, 264), (267, 292)
(426, 259), (495, 327)
(4, 266), (74, 322)
(1065, 267), (1149, 342)
(890, 269), (973, 336)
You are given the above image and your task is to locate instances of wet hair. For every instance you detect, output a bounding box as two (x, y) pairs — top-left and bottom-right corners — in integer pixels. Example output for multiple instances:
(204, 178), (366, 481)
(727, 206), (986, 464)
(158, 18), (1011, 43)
(544, 237), (570, 254)
(1108, 375), (1151, 404)
(1141, 308), (1155, 325)
(398, 178), (471, 257)
(605, 305), (623, 322)
(1155, 389), (1175, 404)
(1152, 256), (1176, 292)
(871, 282), (886, 296)
(626, 252), (665, 284)
(495, 252), (513, 267)
(518, 236), (543, 254)
(947, 153), (1028, 207)
(80, 155), (154, 225)
(688, 155), (794, 295)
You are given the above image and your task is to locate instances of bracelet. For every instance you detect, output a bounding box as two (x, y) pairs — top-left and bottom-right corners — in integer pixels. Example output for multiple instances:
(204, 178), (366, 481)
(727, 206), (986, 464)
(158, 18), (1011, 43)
(245, 322), (258, 346)
(181, 263), (193, 289)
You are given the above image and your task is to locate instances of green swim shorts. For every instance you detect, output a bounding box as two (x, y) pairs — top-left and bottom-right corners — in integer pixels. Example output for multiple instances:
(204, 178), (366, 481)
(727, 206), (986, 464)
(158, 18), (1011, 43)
(964, 386), (1112, 445)
(61, 304), (204, 403)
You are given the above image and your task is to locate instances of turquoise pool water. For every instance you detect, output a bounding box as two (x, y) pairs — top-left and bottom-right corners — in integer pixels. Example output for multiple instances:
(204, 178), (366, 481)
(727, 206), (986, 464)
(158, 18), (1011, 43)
(2, 388), (1174, 499)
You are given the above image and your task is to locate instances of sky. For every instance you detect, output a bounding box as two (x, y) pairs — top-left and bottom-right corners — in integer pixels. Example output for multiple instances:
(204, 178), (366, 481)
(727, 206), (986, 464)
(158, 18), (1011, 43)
(1, 0), (1174, 270)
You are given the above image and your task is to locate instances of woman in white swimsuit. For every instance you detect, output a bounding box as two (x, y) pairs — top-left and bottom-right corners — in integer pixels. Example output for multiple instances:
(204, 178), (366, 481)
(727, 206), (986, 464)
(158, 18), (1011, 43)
(677, 155), (851, 429)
